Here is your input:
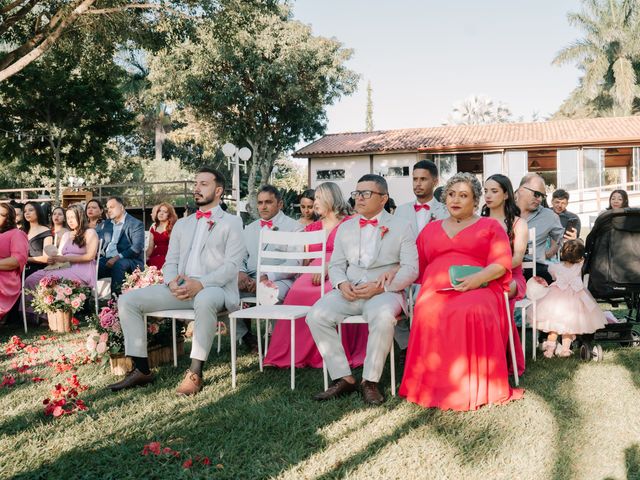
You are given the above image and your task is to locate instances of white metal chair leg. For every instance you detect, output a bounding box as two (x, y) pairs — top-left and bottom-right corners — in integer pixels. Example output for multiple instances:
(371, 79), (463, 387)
(216, 319), (222, 354)
(520, 306), (526, 356)
(256, 319), (263, 372)
(172, 318), (178, 367)
(21, 289), (27, 334)
(231, 317), (237, 389)
(532, 301), (537, 361)
(504, 293), (519, 387)
(323, 362), (328, 391)
(290, 318), (295, 390)
(264, 319), (270, 356)
(390, 341), (396, 396)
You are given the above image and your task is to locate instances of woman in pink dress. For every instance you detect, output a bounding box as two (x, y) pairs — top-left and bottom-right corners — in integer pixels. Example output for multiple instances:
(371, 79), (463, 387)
(146, 202), (177, 270)
(400, 173), (523, 411)
(25, 204), (99, 293)
(482, 174), (527, 375)
(0, 203), (28, 323)
(264, 182), (369, 368)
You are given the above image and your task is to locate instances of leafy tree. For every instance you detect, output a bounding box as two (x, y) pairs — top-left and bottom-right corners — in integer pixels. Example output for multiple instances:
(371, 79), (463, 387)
(0, 36), (134, 200)
(446, 94), (513, 125)
(150, 0), (358, 216)
(553, 0), (640, 117)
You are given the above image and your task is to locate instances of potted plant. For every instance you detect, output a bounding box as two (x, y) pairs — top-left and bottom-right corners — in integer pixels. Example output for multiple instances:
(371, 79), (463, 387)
(28, 276), (90, 333)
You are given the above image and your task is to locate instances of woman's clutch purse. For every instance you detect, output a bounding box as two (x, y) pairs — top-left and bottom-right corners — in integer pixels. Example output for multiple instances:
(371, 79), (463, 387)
(448, 265), (487, 288)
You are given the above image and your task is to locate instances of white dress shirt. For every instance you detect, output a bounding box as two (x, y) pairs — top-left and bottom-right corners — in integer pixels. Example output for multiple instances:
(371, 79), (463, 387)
(414, 198), (438, 233)
(359, 212), (383, 270)
(185, 206), (220, 279)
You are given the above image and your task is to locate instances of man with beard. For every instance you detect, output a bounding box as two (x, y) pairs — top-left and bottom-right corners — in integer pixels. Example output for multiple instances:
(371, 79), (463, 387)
(109, 167), (246, 396)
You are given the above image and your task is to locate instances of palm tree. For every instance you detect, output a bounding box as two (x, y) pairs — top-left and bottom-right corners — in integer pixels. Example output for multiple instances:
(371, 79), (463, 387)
(447, 94), (513, 125)
(553, 0), (640, 117)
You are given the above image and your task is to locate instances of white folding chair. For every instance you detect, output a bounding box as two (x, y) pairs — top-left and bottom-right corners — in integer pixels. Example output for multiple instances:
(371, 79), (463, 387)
(94, 239), (112, 316)
(20, 267), (28, 333)
(322, 315), (400, 396)
(143, 309), (226, 367)
(228, 229), (327, 390)
(515, 227), (537, 360)
(503, 292), (519, 387)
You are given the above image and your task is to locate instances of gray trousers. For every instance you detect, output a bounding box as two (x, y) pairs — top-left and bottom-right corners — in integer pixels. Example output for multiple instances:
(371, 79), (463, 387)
(306, 290), (401, 383)
(118, 284), (226, 361)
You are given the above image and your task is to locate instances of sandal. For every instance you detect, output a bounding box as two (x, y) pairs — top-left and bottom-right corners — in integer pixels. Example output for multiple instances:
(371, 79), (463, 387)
(557, 349), (573, 358)
(542, 341), (556, 358)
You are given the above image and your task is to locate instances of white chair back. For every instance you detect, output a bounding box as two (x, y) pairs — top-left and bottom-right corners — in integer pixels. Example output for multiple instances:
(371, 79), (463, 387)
(94, 238), (103, 315)
(21, 266), (27, 333)
(255, 229), (327, 303)
(522, 227), (536, 277)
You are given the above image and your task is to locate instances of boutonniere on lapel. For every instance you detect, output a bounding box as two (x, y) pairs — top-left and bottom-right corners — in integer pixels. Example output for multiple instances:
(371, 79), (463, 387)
(430, 213), (437, 223)
(272, 226), (279, 231)
(207, 220), (215, 232)
(379, 226), (389, 239)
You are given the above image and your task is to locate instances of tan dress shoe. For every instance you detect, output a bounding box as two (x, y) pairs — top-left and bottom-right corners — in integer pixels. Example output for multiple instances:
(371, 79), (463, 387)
(107, 369), (154, 392)
(361, 381), (385, 405)
(313, 378), (358, 401)
(176, 370), (203, 396)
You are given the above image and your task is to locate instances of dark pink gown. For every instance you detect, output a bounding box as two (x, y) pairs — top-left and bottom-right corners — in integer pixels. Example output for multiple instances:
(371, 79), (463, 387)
(264, 218), (369, 369)
(146, 226), (170, 270)
(0, 229), (28, 320)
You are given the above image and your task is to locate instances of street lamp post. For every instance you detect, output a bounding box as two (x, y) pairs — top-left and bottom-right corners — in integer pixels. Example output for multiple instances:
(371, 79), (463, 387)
(222, 143), (251, 217)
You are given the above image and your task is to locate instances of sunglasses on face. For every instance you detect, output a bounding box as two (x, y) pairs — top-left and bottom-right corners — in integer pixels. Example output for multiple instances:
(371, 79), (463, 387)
(350, 190), (385, 200)
(522, 186), (547, 200)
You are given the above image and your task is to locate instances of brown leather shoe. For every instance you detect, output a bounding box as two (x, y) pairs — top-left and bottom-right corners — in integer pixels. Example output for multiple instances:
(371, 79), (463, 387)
(313, 378), (358, 401)
(107, 369), (154, 392)
(176, 370), (203, 396)
(361, 380), (385, 405)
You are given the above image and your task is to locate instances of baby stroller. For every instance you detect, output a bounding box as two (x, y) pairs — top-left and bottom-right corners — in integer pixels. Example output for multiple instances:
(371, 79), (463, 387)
(580, 207), (640, 361)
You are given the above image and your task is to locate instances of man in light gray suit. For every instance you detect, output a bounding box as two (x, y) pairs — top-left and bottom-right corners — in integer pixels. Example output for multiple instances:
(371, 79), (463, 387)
(108, 167), (245, 396)
(307, 174), (418, 405)
(393, 160), (448, 357)
(236, 184), (303, 346)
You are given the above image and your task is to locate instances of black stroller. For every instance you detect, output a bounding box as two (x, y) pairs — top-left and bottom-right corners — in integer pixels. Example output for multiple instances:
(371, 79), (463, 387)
(580, 207), (640, 361)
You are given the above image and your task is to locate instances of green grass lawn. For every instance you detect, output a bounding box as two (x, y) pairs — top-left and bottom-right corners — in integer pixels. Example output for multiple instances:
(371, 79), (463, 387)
(1, 316), (640, 480)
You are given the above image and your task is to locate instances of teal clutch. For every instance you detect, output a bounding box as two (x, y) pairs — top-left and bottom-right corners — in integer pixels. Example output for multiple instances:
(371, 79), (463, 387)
(449, 265), (487, 288)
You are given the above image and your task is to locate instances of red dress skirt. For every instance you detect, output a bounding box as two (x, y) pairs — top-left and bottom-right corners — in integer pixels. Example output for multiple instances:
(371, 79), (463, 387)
(399, 217), (524, 411)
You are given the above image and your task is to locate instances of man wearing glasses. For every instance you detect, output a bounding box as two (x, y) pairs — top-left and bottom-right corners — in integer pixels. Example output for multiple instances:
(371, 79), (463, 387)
(306, 174), (418, 405)
(515, 173), (565, 283)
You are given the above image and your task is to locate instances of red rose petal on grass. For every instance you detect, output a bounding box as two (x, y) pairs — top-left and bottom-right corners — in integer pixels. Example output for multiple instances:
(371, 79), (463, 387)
(32, 377), (45, 383)
(182, 459), (193, 469)
(202, 457), (211, 466)
(52, 406), (64, 417)
(147, 442), (161, 455)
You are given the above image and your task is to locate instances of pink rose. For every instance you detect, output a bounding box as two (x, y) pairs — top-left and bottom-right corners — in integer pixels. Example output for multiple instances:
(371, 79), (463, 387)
(44, 295), (54, 305)
(64, 287), (73, 296)
(99, 333), (109, 343)
(79, 293), (86, 301)
(71, 299), (81, 310)
(64, 298), (71, 304)
(86, 337), (97, 351)
(96, 342), (107, 354)
(112, 321), (121, 333)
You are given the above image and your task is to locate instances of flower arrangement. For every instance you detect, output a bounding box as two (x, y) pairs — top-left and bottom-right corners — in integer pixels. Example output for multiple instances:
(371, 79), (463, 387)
(380, 226), (390, 239)
(28, 277), (90, 314)
(121, 265), (164, 293)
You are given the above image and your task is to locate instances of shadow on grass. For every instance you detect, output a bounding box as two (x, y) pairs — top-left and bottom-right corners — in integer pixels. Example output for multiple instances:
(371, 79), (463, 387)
(614, 347), (640, 391)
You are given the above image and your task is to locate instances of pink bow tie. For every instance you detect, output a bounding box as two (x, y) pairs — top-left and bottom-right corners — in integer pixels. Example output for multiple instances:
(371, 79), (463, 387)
(260, 220), (273, 228)
(195, 210), (212, 220)
(414, 204), (431, 212)
(359, 218), (378, 228)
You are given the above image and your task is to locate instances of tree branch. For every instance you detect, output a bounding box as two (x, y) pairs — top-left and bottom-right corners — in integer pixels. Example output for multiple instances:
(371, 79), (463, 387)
(84, 3), (167, 14)
(0, 0), (40, 36)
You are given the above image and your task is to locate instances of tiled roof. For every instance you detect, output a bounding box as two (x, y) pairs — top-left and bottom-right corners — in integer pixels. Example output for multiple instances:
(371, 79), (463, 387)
(293, 116), (640, 157)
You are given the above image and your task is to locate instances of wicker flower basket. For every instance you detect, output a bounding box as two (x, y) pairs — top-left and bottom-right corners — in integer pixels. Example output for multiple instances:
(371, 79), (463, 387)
(109, 339), (185, 375)
(47, 310), (72, 333)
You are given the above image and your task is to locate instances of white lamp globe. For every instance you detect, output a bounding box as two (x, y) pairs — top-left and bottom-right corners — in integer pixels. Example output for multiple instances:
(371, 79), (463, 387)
(238, 147), (252, 161)
(222, 142), (237, 157)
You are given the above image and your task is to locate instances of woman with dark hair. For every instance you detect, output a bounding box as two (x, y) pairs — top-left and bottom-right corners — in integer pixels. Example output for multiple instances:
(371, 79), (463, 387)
(85, 199), (105, 229)
(400, 173), (523, 411)
(50, 206), (69, 248)
(607, 189), (629, 209)
(25, 204), (99, 292)
(146, 202), (178, 269)
(482, 174), (528, 375)
(298, 189), (317, 226)
(0, 203), (28, 323)
(22, 201), (54, 277)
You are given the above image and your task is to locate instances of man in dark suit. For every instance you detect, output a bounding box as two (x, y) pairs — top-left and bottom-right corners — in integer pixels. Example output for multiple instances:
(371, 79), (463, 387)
(96, 196), (144, 295)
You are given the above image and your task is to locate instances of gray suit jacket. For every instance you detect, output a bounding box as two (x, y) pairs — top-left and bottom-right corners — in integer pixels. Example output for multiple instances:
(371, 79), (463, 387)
(394, 198), (449, 237)
(242, 210), (304, 286)
(329, 210), (419, 312)
(163, 207), (246, 312)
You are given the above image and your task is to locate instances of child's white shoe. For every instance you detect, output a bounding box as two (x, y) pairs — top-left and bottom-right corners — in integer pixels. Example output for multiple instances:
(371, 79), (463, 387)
(542, 341), (556, 358)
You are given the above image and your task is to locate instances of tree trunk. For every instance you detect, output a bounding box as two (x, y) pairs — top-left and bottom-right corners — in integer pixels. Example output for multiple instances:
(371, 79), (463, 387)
(155, 123), (164, 162)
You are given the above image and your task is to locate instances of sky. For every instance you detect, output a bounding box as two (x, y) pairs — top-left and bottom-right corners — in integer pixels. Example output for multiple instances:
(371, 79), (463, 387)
(291, 0), (584, 135)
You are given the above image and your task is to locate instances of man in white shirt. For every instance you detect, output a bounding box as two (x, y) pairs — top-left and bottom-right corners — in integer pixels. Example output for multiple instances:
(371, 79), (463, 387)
(306, 174), (418, 405)
(108, 167), (246, 396)
(236, 185), (303, 347)
(393, 160), (448, 359)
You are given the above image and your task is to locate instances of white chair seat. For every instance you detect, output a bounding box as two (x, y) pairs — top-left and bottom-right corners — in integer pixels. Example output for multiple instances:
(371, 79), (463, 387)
(229, 305), (310, 321)
(146, 309), (196, 319)
(96, 278), (112, 300)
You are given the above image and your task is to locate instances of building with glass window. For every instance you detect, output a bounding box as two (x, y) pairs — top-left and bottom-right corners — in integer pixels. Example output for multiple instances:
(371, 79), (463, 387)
(294, 116), (640, 220)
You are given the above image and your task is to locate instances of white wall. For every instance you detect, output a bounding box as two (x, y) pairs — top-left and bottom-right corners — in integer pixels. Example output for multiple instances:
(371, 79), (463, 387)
(310, 156), (370, 200)
(372, 153), (418, 205)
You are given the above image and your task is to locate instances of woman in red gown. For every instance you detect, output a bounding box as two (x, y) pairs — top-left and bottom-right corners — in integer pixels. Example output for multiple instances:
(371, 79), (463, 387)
(146, 202), (177, 270)
(482, 174), (528, 376)
(399, 173), (524, 411)
(264, 182), (368, 368)
(0, 203), (28, 323)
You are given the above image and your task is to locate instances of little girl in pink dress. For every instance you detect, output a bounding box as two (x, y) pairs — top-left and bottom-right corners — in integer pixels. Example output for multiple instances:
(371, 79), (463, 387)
(533, 240), (606, 358)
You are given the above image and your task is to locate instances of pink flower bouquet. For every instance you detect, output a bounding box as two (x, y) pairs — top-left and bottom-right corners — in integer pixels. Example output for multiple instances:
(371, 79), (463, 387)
(28, 277), (90, 315)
